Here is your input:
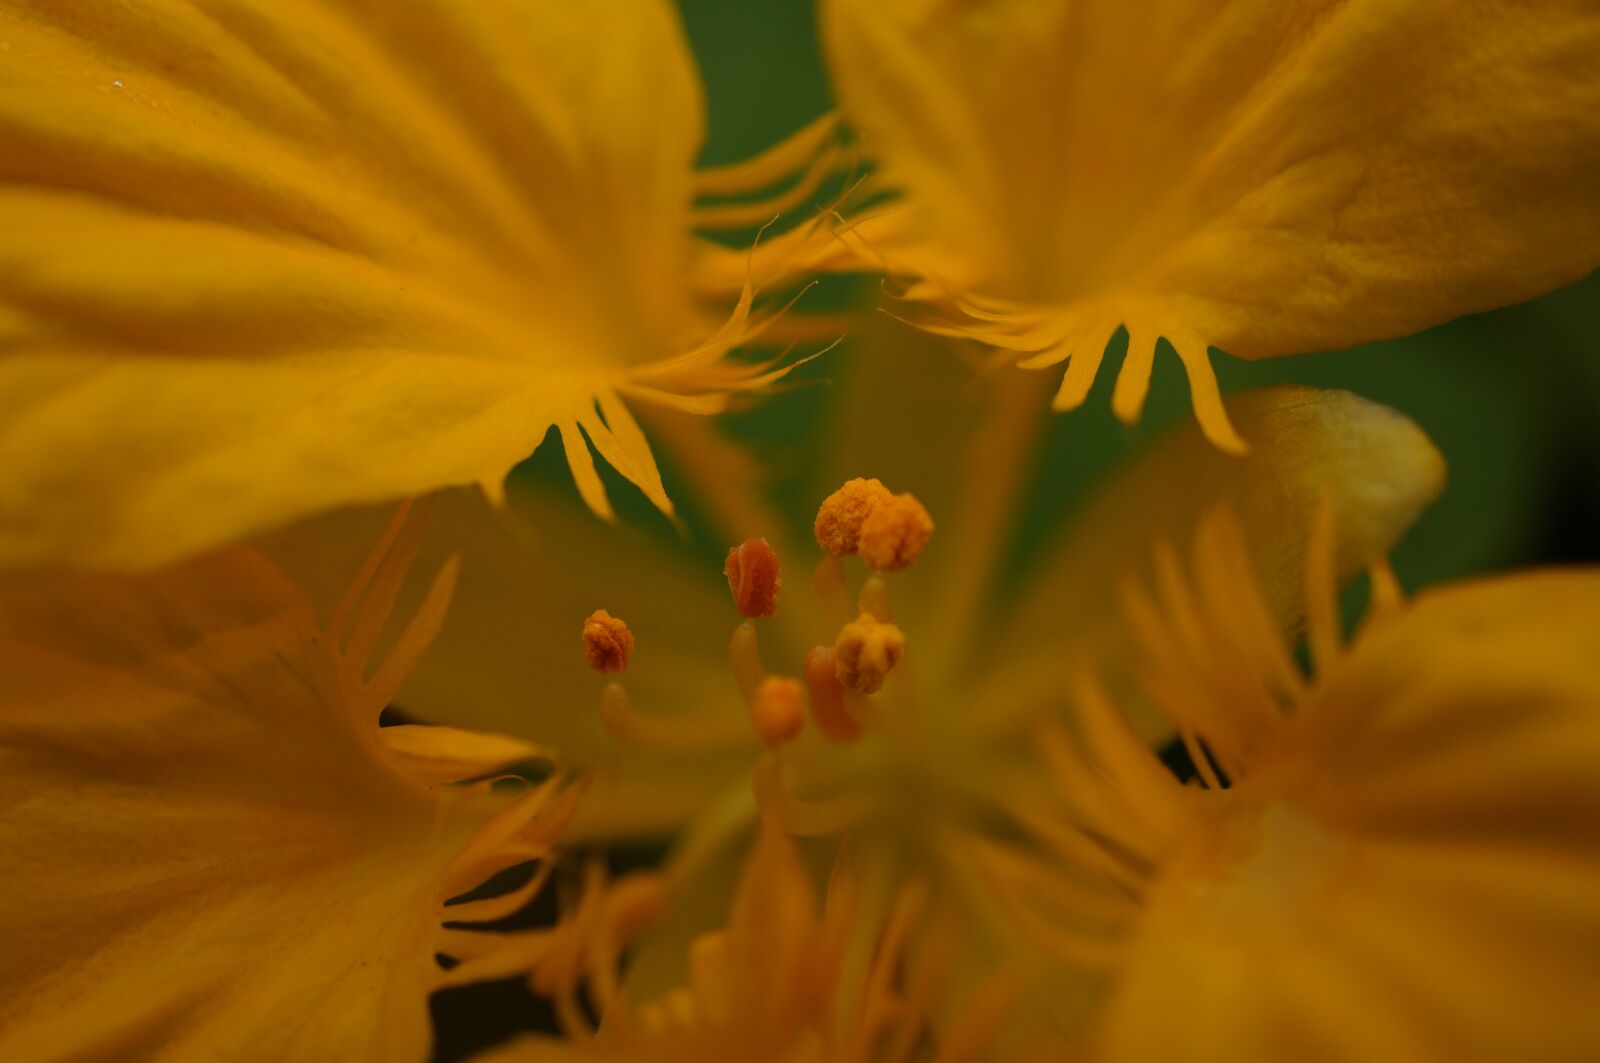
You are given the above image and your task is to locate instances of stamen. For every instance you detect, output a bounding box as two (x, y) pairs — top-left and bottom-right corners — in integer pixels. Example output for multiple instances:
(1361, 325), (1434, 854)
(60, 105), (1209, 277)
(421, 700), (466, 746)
(725, 537), (781, 618)
(858, 572), (895, 623)
(583, 603), (750, 750)
(814, 477), (891, 556)
(598, 682), (750, 751)
(750, 675), (807, 747)
(834, 613), (906, 694)
(729, 619), (766, 707)
(804, 645), (863, 742)
(858, 492), (934, 572)
(582, 609), (633, 673)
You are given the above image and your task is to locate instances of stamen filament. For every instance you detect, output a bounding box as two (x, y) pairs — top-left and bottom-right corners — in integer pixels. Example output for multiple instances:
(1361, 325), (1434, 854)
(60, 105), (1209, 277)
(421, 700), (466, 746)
(729, 619), (765, 708)
(858, 572), (894, 622)
(812, 555), (849, 619)
(598, 683), (749, 750)
(805, 644), (863, 742)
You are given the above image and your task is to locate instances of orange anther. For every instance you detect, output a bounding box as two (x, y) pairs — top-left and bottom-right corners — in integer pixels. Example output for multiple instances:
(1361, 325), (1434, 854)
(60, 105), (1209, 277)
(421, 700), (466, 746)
(804, 645), (862, 742)
(858, 493), (933, 572)
(725, 537), (782, 618)
(833, 613), (906, 694)
(751, 675), (807, 747)
(814, 478), (891, 556)
(582, 609), (633, 673)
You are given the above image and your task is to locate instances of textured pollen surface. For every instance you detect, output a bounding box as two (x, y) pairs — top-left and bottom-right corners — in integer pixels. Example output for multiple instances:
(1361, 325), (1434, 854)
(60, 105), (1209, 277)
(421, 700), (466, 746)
(814, 478), (892, 556)
(858, 493), (934, 571)
(582, 610), (634, 673)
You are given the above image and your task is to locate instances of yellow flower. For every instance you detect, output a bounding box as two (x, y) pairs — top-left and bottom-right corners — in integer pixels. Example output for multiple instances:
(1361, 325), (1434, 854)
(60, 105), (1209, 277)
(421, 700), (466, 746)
(0, 504), (583, 1061)
(262, 345), (1445, 1047)
(819, 0), (1600, 449)
(0, 0), (837, 569)
(987, 506), (1600, 1061)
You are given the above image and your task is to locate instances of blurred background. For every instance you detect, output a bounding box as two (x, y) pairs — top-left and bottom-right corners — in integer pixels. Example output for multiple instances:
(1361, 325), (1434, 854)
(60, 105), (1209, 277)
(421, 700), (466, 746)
(431, 1), (1600, 1056)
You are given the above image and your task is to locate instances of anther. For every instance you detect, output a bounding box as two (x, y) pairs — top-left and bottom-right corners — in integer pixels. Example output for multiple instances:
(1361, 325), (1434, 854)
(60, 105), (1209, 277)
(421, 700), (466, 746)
(582, 609), (633, 673)
(833, 613), (906, 694)
(804, 645), (862, 742)
(858, 492), (933, 572)
(814, 477), (891, 556)
(725, 537), (781, 618)
(750, 675), (807, 747)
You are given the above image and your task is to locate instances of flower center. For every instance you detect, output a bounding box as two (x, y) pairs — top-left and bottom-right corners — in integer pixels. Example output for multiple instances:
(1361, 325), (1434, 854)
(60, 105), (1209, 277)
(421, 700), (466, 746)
(582, 477), (956, 837)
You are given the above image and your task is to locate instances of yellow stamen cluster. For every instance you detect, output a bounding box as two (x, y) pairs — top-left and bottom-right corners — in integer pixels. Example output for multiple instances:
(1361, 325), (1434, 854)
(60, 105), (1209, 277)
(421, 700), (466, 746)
(582, 609), (633, 673)
(833, 613), (906, 694)
(725, 537), (782, 618)
(588, 479), (934, 755)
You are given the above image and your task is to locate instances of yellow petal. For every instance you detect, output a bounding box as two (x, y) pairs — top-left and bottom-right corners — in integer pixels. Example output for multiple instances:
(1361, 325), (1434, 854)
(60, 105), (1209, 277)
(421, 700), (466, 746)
(980, 386), (1444, 740)
(0, 0), (796, 567)
(1101, 570), (1600, 1062)
(721, 823), (823, 1027)
(379, 723), (554, 787)
(0, 547), (513, 1061)
(823, 0), (1600, 443)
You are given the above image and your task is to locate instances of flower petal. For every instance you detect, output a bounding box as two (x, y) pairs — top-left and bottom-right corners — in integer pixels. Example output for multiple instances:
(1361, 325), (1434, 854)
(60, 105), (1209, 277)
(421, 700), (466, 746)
(0, 0), (740, 567)
(0, 548), (500, 1061)
(823, 0), (1600, 438)
(980, 386), (1444, 740)
(1102, 570), (1600, 1062)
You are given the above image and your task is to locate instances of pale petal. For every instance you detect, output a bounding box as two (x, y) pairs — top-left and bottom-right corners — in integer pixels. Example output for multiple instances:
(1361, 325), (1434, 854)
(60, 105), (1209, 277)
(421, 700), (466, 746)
(823, 0), (1600, 440)
(978, 386), (1444, 740)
